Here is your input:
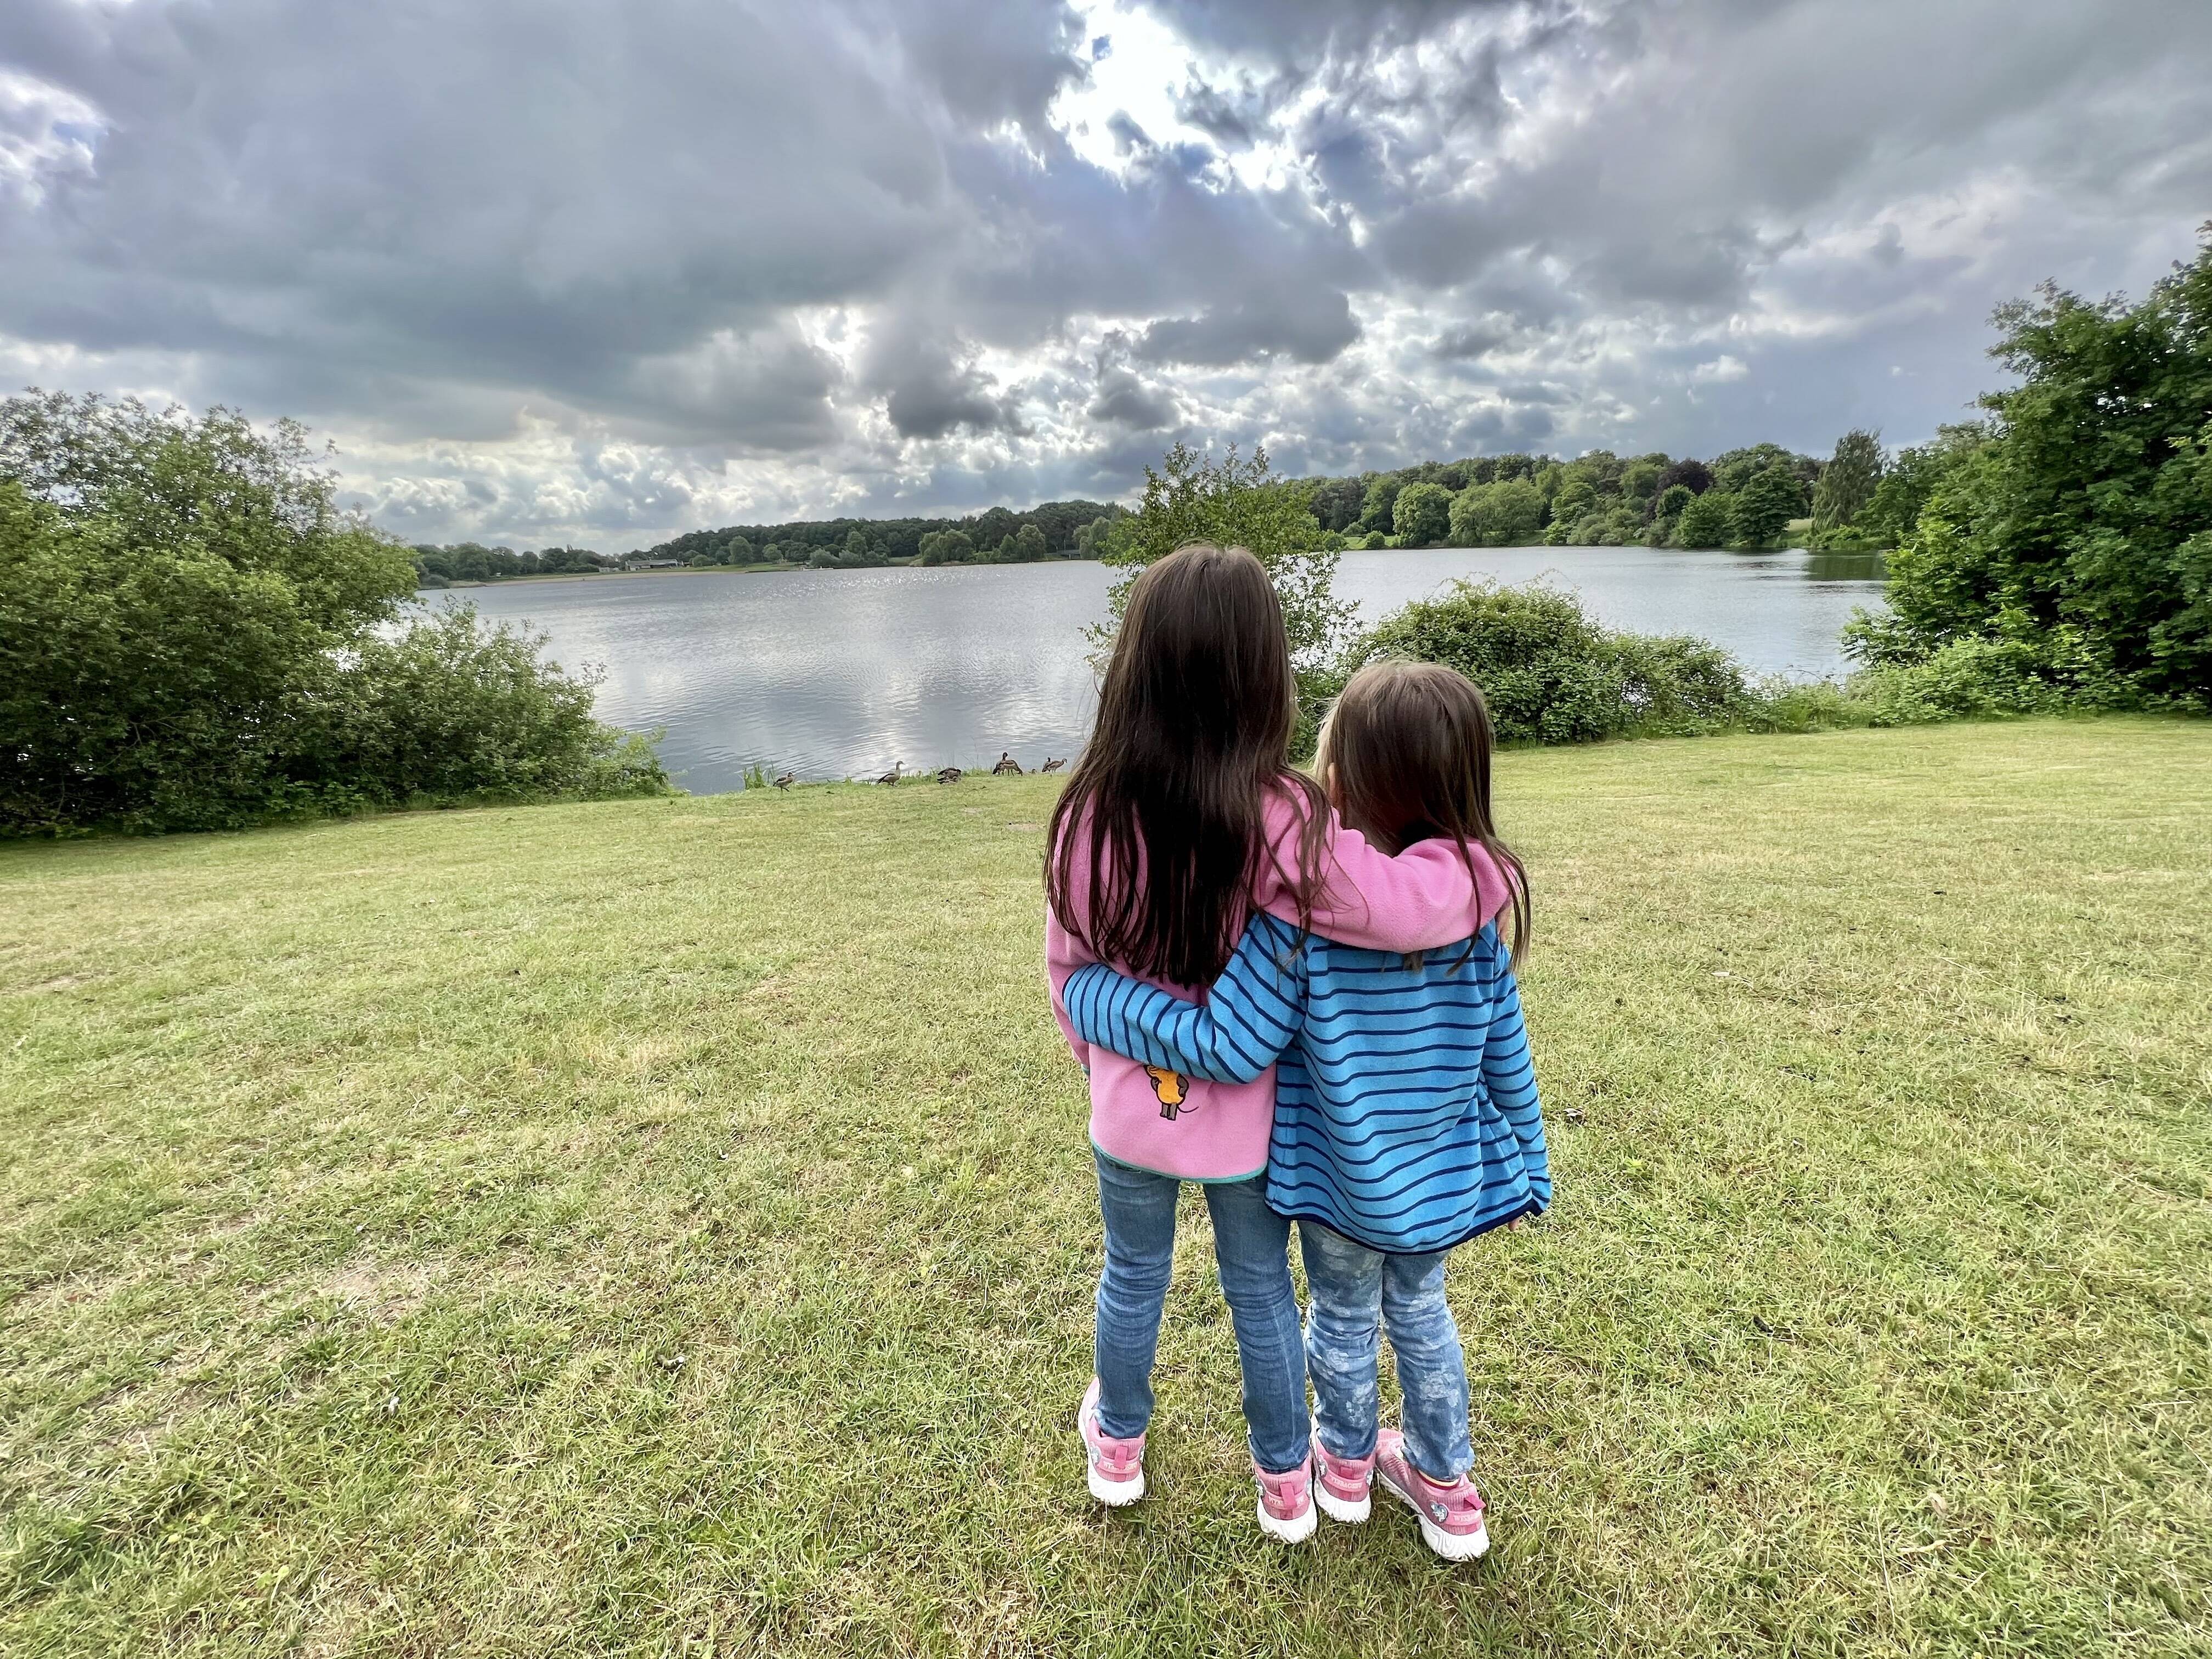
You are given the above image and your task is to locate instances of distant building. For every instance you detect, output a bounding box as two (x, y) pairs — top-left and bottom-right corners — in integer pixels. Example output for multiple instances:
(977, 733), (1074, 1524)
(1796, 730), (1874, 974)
(623, 556), (681, 571)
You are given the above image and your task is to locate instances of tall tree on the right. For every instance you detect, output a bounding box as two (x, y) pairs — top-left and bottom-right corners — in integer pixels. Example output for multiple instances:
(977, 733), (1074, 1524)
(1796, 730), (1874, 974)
(1848, 227), (2212, 706)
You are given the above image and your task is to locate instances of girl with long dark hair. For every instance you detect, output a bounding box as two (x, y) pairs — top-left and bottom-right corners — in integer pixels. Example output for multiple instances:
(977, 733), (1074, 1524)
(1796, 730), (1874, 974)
(1046, 545), (1513, 1542)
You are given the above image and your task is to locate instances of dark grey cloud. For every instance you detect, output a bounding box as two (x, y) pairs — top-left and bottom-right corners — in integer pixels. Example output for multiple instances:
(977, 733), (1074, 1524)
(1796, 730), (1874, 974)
(3, 0), (2207, 544)
(1428, 323), (1506, 360)
(1170, 79), (1262, 149)
(1135, 285), (1361, 366)
(876, 341), (1025, 439)
(1088, 357), (1181, 430)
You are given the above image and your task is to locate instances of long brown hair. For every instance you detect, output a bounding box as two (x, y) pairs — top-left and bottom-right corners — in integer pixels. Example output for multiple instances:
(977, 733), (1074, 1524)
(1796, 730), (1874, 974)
(1314, 660), (1530, 967)
(1047, 544), (1328, 986)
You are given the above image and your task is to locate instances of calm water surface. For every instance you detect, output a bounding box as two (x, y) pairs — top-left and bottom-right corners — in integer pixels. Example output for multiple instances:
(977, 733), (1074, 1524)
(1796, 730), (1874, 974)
(417, 547), (1885, 794)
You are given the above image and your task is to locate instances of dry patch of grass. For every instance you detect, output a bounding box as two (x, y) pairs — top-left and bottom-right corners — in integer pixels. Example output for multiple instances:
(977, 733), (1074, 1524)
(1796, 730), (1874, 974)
(2, 716), (2208, 1656)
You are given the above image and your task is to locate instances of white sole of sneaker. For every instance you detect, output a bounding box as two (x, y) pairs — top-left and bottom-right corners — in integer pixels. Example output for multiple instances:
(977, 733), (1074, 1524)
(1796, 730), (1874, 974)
(1382, 1480), (1490, 1561)
(1087, 1464), (1146, 1506)
(1255, 1497), (1318, 1544)
(1315, 1486), (1372, 1525)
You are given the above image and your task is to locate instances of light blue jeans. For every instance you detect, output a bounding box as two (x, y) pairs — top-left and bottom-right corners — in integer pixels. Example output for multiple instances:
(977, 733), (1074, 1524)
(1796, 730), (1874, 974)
(1300, 1222), (1474, 1483)
(1092, 1149), (1310, 1474)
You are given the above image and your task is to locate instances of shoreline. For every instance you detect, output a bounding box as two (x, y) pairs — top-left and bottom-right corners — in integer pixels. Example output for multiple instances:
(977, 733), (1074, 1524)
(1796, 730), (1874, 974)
(416, 543), (1875, 594)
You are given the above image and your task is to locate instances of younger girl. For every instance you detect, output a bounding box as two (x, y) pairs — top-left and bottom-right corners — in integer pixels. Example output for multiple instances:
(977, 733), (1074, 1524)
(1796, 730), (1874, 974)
(1064, 661), (1547, 1561)
(1047, 549), (1515, 1544)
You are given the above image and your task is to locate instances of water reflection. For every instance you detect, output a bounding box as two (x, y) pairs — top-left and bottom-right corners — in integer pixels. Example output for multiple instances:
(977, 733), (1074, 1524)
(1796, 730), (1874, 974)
(1803, 549), (1889, 583)
(422, 545), (1887, 794)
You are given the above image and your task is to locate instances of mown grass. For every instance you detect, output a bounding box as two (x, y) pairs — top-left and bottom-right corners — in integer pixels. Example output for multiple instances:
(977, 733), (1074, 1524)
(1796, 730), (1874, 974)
(3, 717), (2208, 1657)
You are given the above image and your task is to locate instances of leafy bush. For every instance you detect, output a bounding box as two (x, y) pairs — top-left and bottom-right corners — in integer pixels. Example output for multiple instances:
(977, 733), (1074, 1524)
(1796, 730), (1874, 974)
(1332, 580), (1754, 746)
(1, 391), (668, 834)
(298, 607), (670, 808)
(1851, 635), (2074, 724)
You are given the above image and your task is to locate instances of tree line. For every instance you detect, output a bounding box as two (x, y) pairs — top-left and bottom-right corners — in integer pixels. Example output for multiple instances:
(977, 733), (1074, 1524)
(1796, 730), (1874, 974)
(412, 499), (1126, 585)
(1274, 443), (1826, 554)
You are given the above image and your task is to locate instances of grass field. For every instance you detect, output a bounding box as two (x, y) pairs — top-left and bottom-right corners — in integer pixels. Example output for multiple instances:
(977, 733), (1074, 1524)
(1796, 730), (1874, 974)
(4, 717), (2208, 1657)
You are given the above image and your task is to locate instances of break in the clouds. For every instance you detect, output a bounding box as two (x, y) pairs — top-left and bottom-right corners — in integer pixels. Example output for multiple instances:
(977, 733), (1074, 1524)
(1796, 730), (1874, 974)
(3, 0), (2208, 546)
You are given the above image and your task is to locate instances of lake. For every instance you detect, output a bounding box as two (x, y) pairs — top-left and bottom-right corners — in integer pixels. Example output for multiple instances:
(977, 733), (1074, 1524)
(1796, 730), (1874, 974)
(415, 546), (1887, 795)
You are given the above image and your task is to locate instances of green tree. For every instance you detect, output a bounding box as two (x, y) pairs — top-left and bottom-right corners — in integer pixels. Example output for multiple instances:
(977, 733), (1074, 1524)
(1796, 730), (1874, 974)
(1011, 522), (1049, 562)
(1735, 462), (1805, 548)
(0, 391), (662, 832)
(1711, 443), (1802, 495)
(1675, 488), (1738, 549)
(1811, 430), (1884, 537)
(1620, 459), (1663, 511)
(1848, 230), (2212, 704)
(1099, 443), (1346, 680)
(1, 395), (413, 831)
(1308, 476), (1366, 532)
(918, 528), (975, 566)
(1551, 477), (1599, 524)
(1449, 479), (1545, 547)
(1392, 481), (1453, 547)
(726, 535), (754, 564)
(1857, 426), (1984, 551)
(1357, 473), (1403, 533)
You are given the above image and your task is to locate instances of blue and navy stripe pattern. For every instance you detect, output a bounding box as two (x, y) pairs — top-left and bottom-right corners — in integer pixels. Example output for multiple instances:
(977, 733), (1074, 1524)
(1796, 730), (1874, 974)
(1064, 913), (1549, 1255)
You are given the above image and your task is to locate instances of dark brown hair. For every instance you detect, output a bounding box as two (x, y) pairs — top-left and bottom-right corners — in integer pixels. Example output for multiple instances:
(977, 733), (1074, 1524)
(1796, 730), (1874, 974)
(1047, 544), (1328, 986)
(1314, 660), (1530, 967)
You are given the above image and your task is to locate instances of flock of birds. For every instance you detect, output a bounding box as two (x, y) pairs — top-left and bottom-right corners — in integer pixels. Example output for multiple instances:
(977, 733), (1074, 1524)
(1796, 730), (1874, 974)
(768, 752), (1064, 791)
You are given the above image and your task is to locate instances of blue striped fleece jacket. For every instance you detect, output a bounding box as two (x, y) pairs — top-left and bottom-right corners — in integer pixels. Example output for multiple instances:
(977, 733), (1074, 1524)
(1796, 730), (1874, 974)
(1065, 913), (1549, 1255)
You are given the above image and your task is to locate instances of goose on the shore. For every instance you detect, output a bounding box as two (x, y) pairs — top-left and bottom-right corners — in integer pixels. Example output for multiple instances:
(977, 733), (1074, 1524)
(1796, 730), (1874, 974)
(1040, 757), (1066, 773)
(876, 760), (904, 785)
(992, 752), (1023, 775)
(936, 766), (962, 785)
(772, 772), (794, 791)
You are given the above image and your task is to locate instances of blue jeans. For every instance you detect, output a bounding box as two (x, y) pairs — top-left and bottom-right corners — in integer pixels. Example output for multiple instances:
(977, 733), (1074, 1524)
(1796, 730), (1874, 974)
(1300, 1222), (1474, 1483)
(1092, 1149), (1310, 1474)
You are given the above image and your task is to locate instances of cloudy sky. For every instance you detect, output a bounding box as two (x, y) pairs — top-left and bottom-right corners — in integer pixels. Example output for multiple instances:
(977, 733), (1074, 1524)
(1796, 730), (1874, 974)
(5, 0), (2208, 548)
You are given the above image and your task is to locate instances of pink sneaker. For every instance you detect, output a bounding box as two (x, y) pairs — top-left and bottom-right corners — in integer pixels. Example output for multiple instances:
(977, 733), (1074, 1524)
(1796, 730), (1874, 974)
(1254, 1458), (1318, 1544)
(1079, 1378), (1146, 1506)
(1312, 1434), (1374, 1524)
(1375, 1429), (1488, 1561)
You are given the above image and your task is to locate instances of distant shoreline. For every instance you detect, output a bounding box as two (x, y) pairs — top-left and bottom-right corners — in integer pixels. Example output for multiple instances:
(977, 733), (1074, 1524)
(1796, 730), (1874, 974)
(415, 557), (1093, 592)
(414, 542), (1878, 592)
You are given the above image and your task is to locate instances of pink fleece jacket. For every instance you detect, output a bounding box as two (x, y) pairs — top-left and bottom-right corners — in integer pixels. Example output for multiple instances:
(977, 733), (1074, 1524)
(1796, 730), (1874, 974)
(1047, 788), (1512, 1181)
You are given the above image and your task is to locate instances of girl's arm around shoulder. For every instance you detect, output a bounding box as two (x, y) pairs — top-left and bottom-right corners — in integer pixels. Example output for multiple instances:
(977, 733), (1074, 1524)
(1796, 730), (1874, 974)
(1255, 788), (1513, 956)
(1063, 913), (1307, 1084)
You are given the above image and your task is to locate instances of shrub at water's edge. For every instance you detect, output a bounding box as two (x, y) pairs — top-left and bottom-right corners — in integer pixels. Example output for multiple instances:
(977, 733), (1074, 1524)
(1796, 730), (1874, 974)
(1316, 580), (1764, 747)
(1, 392), (670, 834)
